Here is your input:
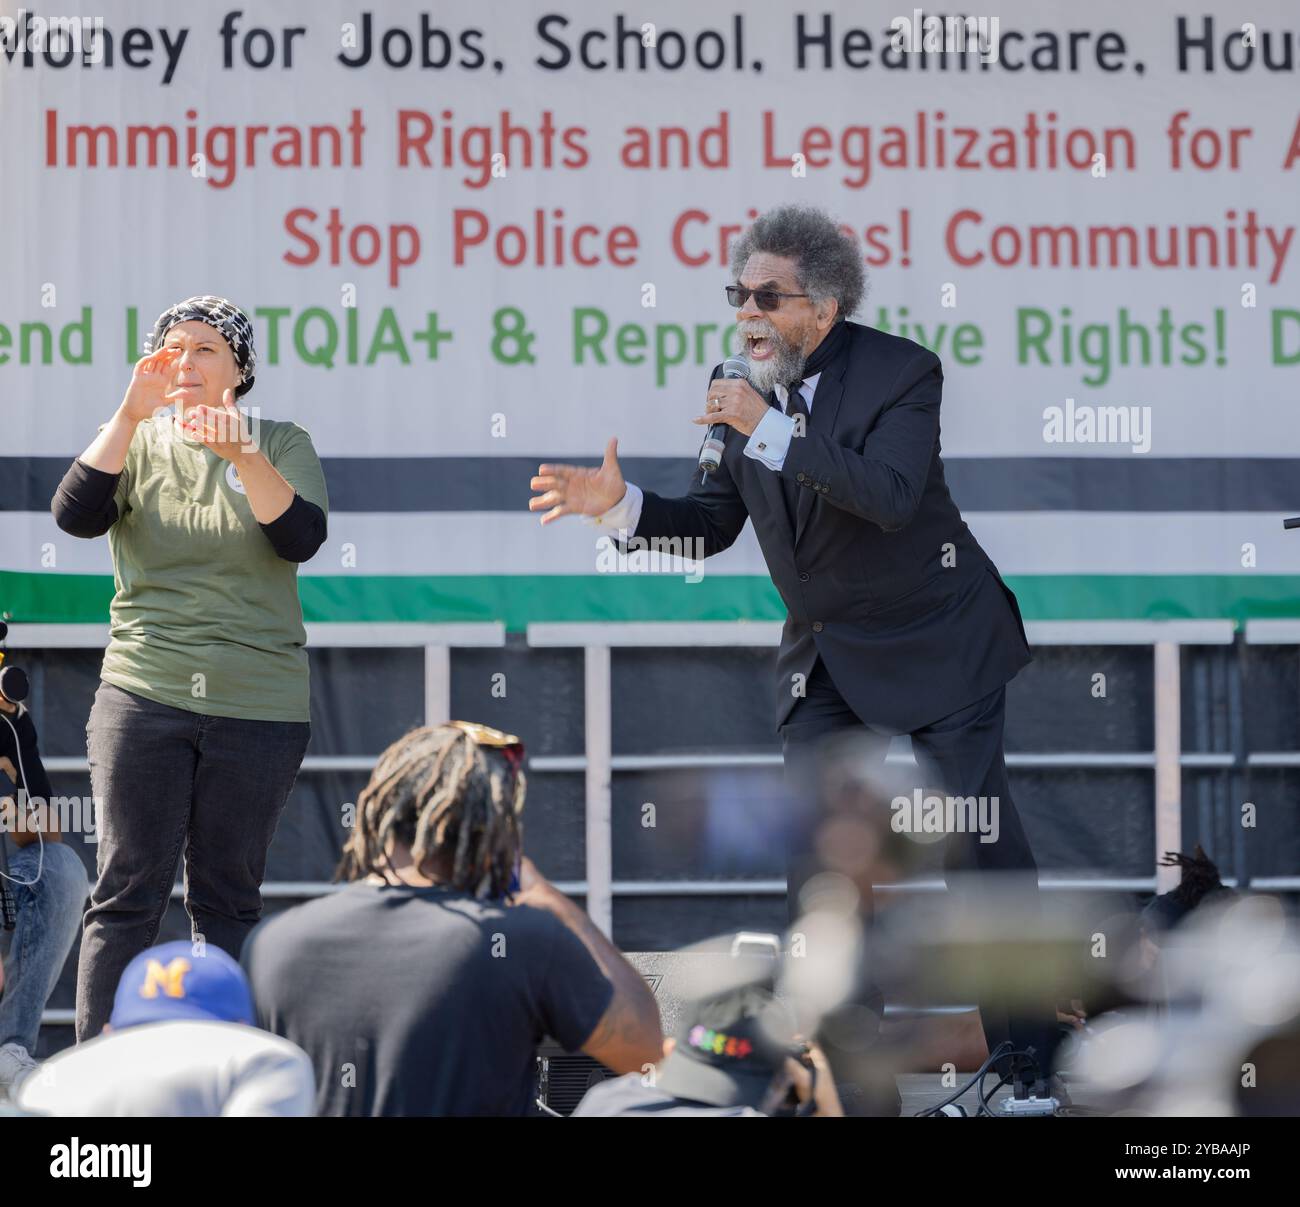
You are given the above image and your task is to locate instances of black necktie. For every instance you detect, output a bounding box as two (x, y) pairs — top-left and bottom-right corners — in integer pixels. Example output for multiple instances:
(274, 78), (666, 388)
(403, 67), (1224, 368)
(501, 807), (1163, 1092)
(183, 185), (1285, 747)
(774, 380), (808, 524)
(783, 380), (810, 423)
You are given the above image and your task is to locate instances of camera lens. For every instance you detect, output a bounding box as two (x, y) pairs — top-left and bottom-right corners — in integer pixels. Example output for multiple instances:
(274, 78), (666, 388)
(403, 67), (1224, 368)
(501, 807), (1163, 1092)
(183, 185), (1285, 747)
(0, 665), (29, 704)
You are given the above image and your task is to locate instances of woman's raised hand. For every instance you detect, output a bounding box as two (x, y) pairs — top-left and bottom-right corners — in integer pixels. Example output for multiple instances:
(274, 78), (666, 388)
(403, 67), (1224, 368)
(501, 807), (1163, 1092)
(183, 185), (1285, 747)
(121, 347), (182, 422)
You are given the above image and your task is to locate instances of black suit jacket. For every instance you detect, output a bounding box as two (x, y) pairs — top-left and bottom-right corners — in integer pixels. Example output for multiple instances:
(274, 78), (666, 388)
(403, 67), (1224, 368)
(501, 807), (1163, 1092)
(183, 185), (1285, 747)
(633, 320), (1031, 735)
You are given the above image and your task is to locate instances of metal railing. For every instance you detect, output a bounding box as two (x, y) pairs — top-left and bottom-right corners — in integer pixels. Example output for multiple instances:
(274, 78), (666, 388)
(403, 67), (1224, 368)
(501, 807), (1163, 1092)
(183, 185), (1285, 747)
(9, 617), (1296, 997)
(525, 619), (1253, 935)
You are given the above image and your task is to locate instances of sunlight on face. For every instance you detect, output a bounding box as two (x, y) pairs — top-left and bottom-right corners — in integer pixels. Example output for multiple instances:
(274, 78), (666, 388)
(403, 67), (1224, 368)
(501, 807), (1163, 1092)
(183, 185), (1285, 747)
(733, 253), (824, 392)
(162, 320), (240, 412)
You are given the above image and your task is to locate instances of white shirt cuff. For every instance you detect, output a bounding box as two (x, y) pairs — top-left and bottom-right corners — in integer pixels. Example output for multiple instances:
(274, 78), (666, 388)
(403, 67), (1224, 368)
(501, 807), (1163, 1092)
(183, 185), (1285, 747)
(584, 481), (644, 536)
(743, 408), (795, 471)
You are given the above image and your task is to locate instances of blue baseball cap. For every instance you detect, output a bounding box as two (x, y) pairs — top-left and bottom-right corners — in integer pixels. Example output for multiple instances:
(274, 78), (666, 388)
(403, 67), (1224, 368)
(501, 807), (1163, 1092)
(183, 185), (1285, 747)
(109, 942), (255, 1030)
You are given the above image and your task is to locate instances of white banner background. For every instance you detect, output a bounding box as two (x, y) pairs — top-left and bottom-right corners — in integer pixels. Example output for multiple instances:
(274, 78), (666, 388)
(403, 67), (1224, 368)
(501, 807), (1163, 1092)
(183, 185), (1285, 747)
(3, 0), (1298, 623)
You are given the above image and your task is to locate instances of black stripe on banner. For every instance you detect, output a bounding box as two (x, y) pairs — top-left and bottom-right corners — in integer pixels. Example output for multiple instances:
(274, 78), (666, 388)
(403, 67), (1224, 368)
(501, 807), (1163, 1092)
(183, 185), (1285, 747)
(4, 456), (1298, 514)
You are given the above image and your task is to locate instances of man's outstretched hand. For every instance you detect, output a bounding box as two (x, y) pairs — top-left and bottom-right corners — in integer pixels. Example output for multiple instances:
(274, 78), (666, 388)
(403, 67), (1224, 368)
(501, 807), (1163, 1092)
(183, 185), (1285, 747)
(529, 437), (627, 525)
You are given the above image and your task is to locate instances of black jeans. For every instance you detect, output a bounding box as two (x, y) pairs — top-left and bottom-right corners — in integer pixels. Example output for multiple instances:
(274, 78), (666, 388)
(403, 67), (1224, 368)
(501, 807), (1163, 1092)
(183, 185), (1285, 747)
(76, 681), (310, 1041)
(781, 657), (1060, 1091)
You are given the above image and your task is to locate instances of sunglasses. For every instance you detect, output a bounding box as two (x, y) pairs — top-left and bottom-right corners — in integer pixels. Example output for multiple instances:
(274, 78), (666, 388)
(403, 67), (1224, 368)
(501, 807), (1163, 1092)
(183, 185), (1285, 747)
(725, 285), (809, 311)
(448, 720), (526, 775)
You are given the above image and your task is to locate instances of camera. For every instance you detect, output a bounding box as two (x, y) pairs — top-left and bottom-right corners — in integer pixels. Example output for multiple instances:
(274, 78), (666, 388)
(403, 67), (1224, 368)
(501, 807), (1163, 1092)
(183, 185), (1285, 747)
(0, 622), (29, 708)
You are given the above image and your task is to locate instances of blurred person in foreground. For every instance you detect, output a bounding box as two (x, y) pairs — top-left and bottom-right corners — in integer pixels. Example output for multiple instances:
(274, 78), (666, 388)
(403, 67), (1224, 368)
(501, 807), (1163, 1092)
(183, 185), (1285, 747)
(781, 734), (918, 1116)
(0, 683), (90, 1097)
(1074, 891), (1300, 1117)
(16, 941), (313, 1116)
(242, 722), (663, 1116)
(573, 942), (842, 1117)
(784, 731), (1079, 1114)
(1138, 846), (1238, 979)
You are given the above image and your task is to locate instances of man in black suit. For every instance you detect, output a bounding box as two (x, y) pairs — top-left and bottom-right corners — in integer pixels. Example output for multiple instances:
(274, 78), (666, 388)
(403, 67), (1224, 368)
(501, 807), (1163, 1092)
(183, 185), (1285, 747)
(530, 205), (1060, 1105)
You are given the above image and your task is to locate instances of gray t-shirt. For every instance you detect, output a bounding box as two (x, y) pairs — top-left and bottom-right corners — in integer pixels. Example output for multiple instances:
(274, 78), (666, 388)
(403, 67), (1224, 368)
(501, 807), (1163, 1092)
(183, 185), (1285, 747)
(242, 881), (614, 1117)
(17, 1020), (315, 1116)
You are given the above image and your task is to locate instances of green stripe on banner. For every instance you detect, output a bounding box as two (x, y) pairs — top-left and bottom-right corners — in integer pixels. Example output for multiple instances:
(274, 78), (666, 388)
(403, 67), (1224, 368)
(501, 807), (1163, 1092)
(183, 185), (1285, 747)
(0, 571), (118, 623)
(3, 570), (1300, 629)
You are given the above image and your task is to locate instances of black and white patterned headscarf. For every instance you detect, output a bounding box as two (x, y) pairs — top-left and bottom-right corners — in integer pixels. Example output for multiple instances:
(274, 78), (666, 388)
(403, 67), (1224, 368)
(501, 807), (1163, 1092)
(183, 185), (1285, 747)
(145, 295), (257, 397)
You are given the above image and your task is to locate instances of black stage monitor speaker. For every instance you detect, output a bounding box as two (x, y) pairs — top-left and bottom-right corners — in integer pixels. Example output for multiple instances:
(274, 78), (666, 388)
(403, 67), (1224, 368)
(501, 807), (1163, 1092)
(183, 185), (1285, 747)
(532, 945), (782, 1117)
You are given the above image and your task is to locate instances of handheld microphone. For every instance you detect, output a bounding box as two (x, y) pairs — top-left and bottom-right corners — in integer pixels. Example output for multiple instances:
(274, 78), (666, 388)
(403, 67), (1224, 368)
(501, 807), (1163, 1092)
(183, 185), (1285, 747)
(698, 357), (752, 477)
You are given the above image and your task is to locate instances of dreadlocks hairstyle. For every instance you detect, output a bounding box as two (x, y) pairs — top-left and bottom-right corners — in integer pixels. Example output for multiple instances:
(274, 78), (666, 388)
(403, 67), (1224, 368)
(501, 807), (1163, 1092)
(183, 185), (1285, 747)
(335, 725), (525, 899)
(1159, 844), (1229, 910)
(1141, 843), (1236, 938)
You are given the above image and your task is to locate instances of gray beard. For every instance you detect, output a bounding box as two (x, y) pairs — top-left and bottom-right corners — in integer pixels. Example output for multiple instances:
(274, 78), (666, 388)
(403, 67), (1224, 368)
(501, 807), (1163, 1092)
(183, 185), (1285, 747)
(744, 336), (807, 395)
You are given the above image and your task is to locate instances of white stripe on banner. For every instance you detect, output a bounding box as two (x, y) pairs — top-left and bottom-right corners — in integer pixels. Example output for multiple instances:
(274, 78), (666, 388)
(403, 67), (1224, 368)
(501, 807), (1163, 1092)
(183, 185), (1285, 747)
(0, 512), (1290, 578)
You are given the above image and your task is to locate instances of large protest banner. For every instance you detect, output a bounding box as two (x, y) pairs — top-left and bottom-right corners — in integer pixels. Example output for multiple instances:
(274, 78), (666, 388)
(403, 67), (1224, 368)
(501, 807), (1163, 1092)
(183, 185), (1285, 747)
(2, 1), (1298, 628)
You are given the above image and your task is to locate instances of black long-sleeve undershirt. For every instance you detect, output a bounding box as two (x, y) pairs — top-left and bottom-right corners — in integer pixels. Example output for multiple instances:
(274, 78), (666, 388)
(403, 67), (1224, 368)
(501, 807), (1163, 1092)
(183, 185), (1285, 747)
(51, 458), (119, 537)
(258, 491), (328, 562)
(50, 458), (327, 562)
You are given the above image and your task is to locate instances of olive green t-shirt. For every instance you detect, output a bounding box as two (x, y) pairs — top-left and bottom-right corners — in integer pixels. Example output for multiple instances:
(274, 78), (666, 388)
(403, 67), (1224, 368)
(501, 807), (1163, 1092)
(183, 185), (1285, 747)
(99, 414), (328, 722)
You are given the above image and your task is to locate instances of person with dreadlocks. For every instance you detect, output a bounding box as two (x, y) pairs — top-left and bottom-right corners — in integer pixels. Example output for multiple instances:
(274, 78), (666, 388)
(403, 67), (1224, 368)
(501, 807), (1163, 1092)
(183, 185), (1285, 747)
(241, 722), (663, 1116)
(1139, 845), (1238, 964)
(50, 295), (328, 1044)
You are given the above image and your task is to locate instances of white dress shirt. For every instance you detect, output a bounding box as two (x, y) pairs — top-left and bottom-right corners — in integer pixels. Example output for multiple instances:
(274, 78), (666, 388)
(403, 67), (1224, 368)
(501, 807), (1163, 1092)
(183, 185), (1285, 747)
(586, 373), (821, 536)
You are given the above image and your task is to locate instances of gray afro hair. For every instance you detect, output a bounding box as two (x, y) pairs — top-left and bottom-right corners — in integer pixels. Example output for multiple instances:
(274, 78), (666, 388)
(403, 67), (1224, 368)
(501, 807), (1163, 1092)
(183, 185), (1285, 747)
(728, 205), (867, 322)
